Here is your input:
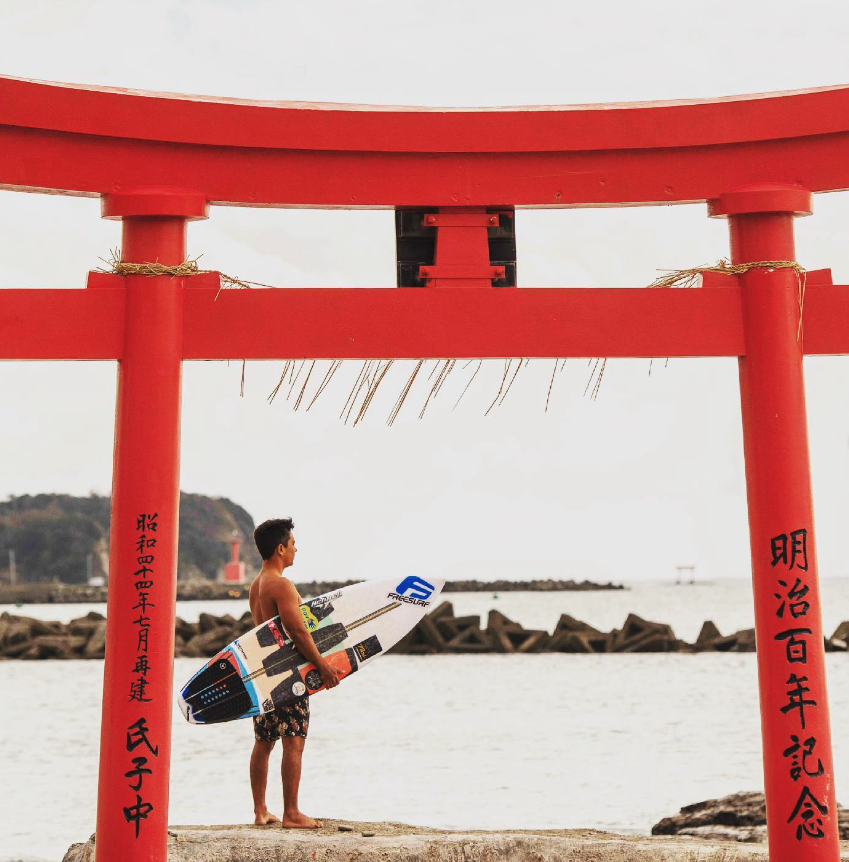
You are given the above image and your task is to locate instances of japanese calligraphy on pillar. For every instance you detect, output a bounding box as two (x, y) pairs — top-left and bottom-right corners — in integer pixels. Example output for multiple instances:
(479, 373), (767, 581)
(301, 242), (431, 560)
(123, 512), (159, 838)
(771, 527), (828, 841)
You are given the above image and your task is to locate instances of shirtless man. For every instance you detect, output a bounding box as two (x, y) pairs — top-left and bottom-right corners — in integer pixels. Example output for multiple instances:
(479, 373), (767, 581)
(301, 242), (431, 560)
(248, 517), (340, 828)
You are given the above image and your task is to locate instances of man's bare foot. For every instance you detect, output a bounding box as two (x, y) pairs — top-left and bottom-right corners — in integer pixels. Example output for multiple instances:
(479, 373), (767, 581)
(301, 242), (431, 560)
(254, 809), (281, 826)
(281, 811), (323, 829)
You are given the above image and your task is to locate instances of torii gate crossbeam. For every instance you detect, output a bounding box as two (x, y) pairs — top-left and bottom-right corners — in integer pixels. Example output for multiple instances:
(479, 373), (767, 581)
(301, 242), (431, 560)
(5, 275), (849, 359)
(0, 75), (844, 862)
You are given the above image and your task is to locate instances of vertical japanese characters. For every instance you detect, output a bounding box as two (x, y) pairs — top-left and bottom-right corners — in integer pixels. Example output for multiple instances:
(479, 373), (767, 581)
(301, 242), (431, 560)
(123, 512), (159, 838)
(771, 528), (828, 842)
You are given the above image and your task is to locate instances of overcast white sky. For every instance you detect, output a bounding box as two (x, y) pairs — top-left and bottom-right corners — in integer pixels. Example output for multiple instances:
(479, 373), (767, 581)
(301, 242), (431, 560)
(2, 0), (849, 584)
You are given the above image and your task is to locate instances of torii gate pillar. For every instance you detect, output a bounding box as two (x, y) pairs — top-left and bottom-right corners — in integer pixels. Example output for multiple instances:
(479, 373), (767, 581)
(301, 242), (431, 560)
(712, 185), (839, 858)
(95, 188), (207, 862)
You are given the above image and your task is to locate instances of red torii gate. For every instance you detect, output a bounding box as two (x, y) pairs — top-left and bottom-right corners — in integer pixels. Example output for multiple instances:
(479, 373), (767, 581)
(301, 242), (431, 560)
(1, 76), (847, 862)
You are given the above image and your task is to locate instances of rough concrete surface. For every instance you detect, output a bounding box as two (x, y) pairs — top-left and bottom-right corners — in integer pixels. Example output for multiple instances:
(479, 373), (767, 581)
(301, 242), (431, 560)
(62, 820), (849, 862)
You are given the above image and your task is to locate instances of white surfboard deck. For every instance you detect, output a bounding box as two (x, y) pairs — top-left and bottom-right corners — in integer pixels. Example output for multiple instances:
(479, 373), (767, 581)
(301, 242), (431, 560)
(178, 575), (443, 724)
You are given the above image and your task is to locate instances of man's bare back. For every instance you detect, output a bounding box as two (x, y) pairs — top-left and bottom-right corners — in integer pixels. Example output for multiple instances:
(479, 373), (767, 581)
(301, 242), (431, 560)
(249, 570), (301, 628)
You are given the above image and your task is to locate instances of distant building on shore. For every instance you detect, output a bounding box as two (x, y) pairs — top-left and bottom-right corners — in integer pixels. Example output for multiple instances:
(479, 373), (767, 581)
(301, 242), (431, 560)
(222, 530), (246, 584)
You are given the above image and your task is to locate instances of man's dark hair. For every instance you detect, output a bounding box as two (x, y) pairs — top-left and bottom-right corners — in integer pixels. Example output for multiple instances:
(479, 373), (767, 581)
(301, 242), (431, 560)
(254, 518), (295, 561)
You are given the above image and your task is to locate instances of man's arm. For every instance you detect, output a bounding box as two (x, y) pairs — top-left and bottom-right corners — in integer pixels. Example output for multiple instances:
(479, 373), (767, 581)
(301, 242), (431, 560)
(271, 578), (340, 689)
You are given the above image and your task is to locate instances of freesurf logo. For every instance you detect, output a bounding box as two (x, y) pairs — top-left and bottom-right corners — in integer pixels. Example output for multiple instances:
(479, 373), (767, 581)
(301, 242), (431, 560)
(394, 576), (435, 601)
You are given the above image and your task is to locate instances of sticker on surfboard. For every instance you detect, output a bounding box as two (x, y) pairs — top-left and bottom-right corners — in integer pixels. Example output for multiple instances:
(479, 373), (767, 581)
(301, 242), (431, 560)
(177, 576), (443, 725)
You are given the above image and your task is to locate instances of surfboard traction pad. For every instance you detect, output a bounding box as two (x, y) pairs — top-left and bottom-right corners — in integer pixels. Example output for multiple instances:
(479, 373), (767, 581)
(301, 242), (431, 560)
(179, 579), (440, 725)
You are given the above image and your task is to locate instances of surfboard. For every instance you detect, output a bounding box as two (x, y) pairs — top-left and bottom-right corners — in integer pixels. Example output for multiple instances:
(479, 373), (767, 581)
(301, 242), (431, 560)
(177, 575), (443, 725)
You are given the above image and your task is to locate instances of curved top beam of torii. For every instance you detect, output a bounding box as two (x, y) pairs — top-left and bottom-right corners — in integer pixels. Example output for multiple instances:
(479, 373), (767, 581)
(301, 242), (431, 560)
(2, 75), (849, 207)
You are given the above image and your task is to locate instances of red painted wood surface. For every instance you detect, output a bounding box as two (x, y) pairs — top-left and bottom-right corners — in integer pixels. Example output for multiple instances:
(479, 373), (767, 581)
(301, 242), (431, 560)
(183, 285), (745, 358)
(94, 198), (200, 862)
(718, 192), (838, 857)
(0, 288), (125, 359)
(4, 76), (849, 206)
(4, 282), (849, 360)
(426, 205), (493, 287)
(2, 75), (848, 862)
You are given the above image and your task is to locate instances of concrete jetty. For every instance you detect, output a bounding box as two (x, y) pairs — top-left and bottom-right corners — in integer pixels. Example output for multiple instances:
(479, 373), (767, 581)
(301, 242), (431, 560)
(61, 821), (794, 862)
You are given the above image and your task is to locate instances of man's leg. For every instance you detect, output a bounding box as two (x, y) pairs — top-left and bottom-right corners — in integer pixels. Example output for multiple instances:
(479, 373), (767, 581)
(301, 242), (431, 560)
(280, 736), (322, 828)
(250, 739), (281, 825)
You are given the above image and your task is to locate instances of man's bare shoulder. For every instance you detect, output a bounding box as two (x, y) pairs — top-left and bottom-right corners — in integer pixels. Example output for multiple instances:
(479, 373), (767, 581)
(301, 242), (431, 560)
(255, 572), (298, 600)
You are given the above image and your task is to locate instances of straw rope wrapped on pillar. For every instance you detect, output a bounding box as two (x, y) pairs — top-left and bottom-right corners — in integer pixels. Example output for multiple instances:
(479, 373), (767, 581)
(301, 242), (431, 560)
(650, 258), (807, 339)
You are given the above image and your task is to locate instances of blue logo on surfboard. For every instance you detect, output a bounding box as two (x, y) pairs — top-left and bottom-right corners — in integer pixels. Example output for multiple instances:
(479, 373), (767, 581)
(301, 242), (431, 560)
(395, 576), (435, 601)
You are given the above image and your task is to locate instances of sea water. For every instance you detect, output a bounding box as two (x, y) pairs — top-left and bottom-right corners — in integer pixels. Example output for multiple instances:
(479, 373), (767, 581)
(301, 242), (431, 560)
(2, 579), (848, 862)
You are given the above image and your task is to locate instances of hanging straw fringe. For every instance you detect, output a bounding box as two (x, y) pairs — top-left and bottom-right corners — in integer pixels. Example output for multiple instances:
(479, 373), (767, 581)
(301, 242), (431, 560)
(259, 356), (607, 425)
(102, 249), (617, 409)
(104, 251), (808, 415)
(453, 360), (483, 411)
(111, 250), (747, 418)
(419, 359), (454, 419)
(387, 360), (425, 426)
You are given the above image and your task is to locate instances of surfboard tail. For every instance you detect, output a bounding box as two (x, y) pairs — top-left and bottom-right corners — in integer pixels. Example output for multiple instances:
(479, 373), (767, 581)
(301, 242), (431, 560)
(179, 648), (256, 724)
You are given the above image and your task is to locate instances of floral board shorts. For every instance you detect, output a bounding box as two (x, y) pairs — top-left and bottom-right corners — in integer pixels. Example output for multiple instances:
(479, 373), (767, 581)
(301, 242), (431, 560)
(253, 697), (310, 741)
